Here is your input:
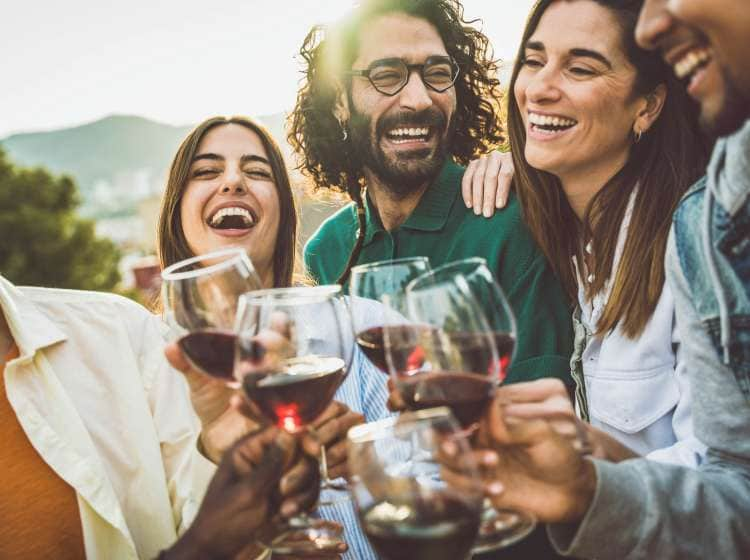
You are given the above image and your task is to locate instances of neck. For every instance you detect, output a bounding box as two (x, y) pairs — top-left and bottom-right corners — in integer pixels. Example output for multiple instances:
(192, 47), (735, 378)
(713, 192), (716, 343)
(558, 153), (630, 221)
(363, 169), (429, 231)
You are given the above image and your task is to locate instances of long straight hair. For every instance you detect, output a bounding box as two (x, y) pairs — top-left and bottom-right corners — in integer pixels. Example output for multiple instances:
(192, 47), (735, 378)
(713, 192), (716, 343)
(157, 116), (298, 288)
(508, 0), (709, 337)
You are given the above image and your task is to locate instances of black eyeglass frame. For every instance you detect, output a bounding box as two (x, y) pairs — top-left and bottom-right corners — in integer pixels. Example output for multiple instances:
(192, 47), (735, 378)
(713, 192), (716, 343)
(347, 55), (460, 96)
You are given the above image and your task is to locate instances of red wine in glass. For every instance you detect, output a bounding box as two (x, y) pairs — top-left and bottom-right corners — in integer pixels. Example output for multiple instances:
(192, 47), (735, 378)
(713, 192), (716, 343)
(398, 372), (495, 428)
(449, 331), (515, 383)
(177, 329), (237, 382)
(360, 494), (481, 560)
(242, 356), (345, 432)
(356, 324), (430, 375)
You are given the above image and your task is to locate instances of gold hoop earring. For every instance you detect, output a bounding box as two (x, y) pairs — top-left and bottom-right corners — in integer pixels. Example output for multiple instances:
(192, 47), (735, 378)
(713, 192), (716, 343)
(634, 128), (643, 143)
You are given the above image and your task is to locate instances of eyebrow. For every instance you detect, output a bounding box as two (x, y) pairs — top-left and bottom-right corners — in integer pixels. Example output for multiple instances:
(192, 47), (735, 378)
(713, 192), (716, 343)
(524, 41), (613, 69)
(192, 153), (271, 165)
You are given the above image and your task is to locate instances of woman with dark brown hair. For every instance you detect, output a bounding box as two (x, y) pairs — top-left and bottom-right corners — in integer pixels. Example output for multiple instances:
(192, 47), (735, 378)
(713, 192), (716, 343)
(157, 115), (388, 559)
(474, 0), (710, 466)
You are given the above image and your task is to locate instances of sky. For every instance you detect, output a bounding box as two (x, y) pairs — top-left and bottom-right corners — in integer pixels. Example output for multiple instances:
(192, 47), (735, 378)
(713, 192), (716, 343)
(0, 0), (535, 137)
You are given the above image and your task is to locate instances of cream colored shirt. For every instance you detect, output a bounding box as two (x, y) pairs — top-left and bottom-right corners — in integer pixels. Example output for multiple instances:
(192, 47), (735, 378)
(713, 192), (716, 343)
(0, 276), (216, 559)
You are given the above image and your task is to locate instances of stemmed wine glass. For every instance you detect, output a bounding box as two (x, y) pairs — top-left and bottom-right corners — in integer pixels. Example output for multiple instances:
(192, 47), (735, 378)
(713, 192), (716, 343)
(349, 257), (431, 375)
(409, 257), (517, 384)
(235, 285), (353, 555)
(384, 273), (500, 432)
(403, 259), (535, 553)
(161, 247), (262, 386)
(347, 407), (485, 560)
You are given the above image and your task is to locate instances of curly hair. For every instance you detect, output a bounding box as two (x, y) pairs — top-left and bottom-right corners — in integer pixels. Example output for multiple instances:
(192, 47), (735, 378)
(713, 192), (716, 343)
(288, 0), (504, 284)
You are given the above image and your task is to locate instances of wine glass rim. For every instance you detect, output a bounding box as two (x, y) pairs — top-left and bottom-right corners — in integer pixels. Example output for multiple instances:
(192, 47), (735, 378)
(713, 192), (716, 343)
(161, 247), (253, 281)
(347, 406), (456, 442)
(350, 256), (430, 276)
(406, 257), (492, 292)
(240, 284), (341, 304)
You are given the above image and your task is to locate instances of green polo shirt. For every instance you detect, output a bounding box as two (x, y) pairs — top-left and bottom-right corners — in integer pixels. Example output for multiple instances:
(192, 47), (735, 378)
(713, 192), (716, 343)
(304, 160), (573, 385)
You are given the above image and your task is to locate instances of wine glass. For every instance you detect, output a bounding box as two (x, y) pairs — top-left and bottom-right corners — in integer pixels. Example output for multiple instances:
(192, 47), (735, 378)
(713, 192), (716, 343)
(409, 257), (517, 383)
(349, 257), (431, 375)
(384, 273), (500, 432)
(161, 247), (262, 386)
(235, 285), (353, 555)
(348, 407), (484, 560)
(405, 260), (535, 553)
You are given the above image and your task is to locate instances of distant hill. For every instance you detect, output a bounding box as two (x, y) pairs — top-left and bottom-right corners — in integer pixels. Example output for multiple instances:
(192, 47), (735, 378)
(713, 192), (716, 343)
(0, 113), (290, 217)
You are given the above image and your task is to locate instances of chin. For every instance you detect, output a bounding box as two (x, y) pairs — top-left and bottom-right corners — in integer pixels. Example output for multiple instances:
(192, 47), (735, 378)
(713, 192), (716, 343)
(524, 150), (561, 175)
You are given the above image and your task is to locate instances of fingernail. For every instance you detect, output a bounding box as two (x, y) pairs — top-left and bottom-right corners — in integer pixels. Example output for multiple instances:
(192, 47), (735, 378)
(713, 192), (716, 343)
(481, 452), (499, 466)
(484, 208), (492, 218)
(465, 200), (472, 208)
(474, 207), (480, 215)
(488, 481), (504, 495)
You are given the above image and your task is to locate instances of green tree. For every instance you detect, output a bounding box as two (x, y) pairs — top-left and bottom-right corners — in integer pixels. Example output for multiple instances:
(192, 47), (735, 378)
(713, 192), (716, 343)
(0, 147), (121, 291)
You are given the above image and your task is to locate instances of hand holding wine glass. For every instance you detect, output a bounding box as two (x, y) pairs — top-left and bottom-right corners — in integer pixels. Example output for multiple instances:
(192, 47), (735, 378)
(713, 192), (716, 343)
(160, 425), (326, 560)
(234, 285), (354, 555)
(391, 260), (536, 552)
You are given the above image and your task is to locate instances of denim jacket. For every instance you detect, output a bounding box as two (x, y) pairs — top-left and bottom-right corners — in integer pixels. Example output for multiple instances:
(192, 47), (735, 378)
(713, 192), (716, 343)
(672, 120), (750, 402)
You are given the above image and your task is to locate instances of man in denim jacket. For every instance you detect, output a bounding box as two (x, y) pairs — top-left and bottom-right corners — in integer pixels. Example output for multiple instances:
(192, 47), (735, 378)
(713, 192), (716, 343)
(464, 1), (750, 558)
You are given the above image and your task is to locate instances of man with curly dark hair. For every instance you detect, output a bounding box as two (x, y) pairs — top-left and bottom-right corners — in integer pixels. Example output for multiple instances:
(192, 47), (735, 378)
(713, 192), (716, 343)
(290, 0), (572, 377)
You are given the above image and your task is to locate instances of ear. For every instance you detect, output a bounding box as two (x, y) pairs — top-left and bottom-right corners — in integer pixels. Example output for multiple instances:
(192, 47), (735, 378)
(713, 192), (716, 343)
(332, 80), (351, 125)
(633, 82), (667, 135)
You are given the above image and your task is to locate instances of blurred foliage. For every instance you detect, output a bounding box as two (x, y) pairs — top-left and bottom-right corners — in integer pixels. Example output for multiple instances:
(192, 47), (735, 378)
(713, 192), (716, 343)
(0, 147), (121, 291)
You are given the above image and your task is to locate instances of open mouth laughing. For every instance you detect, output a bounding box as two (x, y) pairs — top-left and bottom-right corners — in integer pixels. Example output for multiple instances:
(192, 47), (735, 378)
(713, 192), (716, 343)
(207, 205), (257, 232)
(670, 45), (714, 96)
(528, 111), (578, 137)
(384, 126), (434, 146)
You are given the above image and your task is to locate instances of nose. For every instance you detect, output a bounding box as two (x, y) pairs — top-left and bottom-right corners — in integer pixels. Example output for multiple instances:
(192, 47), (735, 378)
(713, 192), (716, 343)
(635, 0), (672, 51)
(524, 66), (562, 105)
(219, 169), (248, 195)
(398, 69), (434, 112)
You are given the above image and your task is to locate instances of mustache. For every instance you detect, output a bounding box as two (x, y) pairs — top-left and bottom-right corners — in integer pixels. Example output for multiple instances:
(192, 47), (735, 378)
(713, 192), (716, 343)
(376, 109), (446, 137)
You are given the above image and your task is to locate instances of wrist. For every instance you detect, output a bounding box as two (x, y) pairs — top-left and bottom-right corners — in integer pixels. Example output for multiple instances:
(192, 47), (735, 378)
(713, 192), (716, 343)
(159, 529), (209, 560)
(566, 457), (597, 523)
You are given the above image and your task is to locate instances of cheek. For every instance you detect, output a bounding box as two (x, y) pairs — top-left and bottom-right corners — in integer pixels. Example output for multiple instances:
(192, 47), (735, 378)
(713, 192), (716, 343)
(257, 185), (282, 233)
(179, 184), (209, 249)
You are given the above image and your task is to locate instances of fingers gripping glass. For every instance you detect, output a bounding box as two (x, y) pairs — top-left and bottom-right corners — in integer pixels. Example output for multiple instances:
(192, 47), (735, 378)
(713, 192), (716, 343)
(348, 56), (460, 96)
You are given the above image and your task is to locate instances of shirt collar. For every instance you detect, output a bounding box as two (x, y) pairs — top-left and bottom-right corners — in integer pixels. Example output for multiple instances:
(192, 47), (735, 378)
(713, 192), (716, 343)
(362, 159), (462, 246)
(0, 275), (67, 358)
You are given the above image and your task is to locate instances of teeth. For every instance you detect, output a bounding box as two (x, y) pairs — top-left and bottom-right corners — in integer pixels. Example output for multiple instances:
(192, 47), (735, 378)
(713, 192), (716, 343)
(528, 113), (577, 128)
(674, 48), (711, 79)
(388, 127), (430, 137)
(210, 206), (254, 226)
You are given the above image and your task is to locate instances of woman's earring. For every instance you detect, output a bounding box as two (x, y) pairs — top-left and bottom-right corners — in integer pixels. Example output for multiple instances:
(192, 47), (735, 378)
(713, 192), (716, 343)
(634, 128), (643, 144)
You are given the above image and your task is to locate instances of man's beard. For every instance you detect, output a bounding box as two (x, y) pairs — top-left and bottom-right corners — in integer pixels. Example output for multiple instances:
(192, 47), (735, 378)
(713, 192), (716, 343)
(349, 106), (453, 199)
(702, 63), (750, 138)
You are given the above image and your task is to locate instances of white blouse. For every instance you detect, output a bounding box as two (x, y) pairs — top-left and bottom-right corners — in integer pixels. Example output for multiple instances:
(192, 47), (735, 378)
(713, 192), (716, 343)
(573, 193), (706, 467)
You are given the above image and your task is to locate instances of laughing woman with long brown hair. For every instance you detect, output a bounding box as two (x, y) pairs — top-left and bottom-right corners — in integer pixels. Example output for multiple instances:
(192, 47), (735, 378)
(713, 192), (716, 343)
(476, 0), (711, 465)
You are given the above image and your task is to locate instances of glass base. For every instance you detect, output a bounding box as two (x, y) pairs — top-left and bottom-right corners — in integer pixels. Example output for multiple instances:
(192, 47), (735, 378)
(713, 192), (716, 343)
(471, 502), (537, 554)
(264, 517), (345, 556)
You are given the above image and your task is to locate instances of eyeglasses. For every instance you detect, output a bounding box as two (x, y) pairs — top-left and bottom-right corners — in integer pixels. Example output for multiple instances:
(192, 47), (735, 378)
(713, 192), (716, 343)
(347, 55), (460, 96)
